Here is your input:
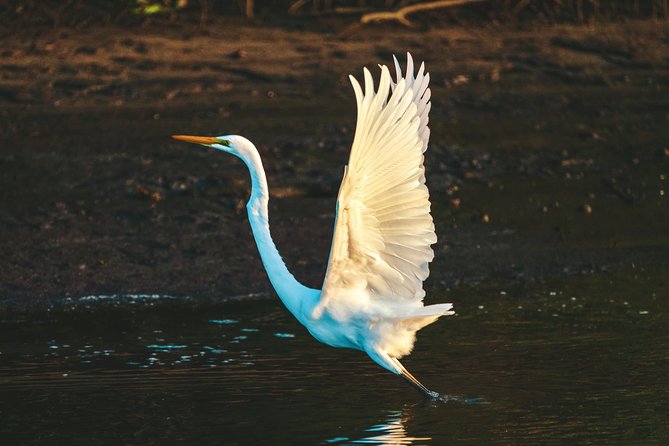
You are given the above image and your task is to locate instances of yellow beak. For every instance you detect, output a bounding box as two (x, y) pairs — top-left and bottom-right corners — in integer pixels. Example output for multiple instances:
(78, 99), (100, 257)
(171, 135), (220, 145)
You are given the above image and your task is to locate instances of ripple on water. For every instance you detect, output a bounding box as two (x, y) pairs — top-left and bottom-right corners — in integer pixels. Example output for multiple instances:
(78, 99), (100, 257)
(208, 319), (238, 325)
(145, 344), (188, 350)
(273, 333), (295, 338)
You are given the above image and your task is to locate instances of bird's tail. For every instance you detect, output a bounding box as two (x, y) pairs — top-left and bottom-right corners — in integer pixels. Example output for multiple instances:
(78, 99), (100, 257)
(365, 303), (455, 371)
(399, 303), (454, 330)
(410, 303), (454, 317)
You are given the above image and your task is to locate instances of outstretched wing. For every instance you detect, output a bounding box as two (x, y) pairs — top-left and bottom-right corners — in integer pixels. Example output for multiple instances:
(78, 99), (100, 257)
(319, 53), (434, 312)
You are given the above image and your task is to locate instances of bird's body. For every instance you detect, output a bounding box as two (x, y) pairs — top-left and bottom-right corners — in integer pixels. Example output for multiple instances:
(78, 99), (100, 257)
(173, 53), (453, 399)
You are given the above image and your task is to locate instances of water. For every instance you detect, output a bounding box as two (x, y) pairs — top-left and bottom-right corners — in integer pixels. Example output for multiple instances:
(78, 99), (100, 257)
(1, 269), (667, 444)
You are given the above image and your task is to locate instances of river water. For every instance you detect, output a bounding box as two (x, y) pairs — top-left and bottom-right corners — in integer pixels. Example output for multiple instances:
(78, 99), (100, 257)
(1, 268), (666, 444)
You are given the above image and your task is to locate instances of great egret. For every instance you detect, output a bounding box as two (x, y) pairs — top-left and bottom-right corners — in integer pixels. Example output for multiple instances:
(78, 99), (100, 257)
(173, 53), (453, 399)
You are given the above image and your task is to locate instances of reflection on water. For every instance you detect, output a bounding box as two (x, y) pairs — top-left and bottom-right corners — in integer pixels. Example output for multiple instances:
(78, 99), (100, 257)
(0, 268), (667, 444)
(326, 410), (431, 445)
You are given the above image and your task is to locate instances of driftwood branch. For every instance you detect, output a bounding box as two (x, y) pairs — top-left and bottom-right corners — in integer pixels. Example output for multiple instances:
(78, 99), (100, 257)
(357, 0), (489, 27)
(288, 0), (309, 15)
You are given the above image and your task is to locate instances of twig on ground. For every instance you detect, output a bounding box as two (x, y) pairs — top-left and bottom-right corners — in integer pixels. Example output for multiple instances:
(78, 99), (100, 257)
(341, 0), (488, 34)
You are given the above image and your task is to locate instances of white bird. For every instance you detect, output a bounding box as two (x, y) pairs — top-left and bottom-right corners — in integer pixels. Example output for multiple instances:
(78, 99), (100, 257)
(173, 53), (453, 399)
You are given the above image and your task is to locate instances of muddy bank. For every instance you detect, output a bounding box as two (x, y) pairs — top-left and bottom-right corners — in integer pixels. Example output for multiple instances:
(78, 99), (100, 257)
(1, 20), (668, 303)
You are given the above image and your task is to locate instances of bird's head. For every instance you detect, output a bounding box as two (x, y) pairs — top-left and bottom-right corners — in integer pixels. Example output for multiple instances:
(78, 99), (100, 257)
(172, 134), (243, 156)
(172, 135), (256, 160)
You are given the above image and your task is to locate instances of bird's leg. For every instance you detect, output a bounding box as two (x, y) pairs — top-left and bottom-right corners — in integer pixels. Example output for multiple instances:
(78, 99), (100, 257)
(391, 358), (440, 400)
(400, 368), (441, 400)
(368, 348), (441, 400)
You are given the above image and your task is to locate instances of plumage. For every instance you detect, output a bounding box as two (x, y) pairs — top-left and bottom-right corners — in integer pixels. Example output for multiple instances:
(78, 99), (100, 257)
(172, 53), (453, 400)
(320, 54), (438, 310)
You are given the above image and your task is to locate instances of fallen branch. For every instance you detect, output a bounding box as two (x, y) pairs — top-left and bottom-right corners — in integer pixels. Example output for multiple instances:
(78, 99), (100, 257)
(288, 0), (310, 15)
(357, 0), (489, 27)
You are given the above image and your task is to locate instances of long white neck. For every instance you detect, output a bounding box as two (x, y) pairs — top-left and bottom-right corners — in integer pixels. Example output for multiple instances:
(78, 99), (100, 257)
(233, 138), (317, 319)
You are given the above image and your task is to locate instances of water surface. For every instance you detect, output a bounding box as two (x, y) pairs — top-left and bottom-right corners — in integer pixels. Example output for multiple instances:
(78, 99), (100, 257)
(1, 268), (667, 444)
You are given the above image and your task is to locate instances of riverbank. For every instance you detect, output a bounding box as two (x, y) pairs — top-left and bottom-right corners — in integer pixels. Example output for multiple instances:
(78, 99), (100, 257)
(1, 19), (667, 302)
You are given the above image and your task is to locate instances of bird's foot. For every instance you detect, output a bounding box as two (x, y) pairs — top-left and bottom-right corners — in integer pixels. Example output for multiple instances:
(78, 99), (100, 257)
(424, 388), (441, 400)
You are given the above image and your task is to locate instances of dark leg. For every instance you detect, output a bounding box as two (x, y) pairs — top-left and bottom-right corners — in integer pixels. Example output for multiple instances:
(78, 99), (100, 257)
(400, 369), (440, 400)
(391, 357), (440, 400)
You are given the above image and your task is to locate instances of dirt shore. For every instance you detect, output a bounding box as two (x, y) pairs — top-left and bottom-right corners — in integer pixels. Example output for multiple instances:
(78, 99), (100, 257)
(1, 19), (668, 303)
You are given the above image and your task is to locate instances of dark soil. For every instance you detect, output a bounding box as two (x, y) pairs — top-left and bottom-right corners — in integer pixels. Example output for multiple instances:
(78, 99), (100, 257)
(1, 19), (668, 304)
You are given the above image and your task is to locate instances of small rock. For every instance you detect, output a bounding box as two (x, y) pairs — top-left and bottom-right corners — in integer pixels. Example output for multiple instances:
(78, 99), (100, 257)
(452, 74), (470, 86)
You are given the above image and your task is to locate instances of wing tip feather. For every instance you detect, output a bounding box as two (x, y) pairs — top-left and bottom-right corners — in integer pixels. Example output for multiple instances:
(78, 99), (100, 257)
(323, 53), (436, 306)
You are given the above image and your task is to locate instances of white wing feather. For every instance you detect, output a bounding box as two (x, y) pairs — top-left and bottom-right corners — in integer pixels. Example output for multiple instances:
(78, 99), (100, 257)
(319, 53), (435, 312)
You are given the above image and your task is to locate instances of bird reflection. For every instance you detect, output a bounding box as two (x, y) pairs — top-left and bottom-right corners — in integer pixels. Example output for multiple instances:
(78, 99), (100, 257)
(326, 410), (430, 445)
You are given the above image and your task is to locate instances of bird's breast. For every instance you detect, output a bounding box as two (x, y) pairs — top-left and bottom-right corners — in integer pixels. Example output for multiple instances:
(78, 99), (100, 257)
(304, 311), (361, 351)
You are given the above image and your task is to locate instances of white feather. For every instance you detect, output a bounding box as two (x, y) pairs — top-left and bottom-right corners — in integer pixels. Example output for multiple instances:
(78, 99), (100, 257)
(320, 53), (436, 310)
